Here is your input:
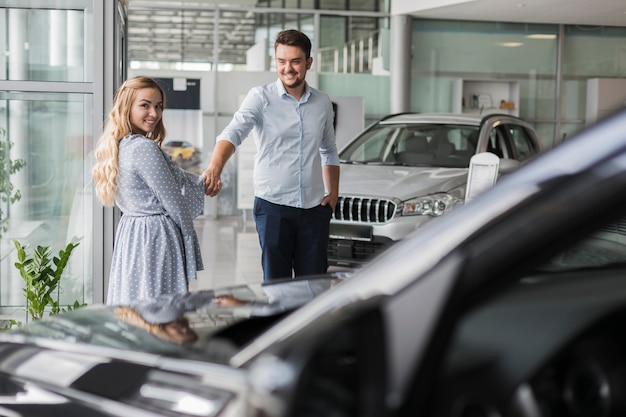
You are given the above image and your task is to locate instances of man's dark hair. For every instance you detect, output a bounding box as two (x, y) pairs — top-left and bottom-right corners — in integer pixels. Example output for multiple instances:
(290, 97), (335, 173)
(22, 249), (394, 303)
(275, 29), (312, 59)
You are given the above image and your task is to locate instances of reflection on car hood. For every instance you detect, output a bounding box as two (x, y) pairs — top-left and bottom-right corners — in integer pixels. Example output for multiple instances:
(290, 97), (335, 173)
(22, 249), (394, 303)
(339, 164), (468, 200)
(0, 275), (347, 365)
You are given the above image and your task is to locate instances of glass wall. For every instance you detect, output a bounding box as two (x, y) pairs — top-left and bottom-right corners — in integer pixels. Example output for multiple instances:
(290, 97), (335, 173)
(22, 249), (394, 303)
(411, 20), (559, 149)
(410, 20), (626, 148)
(0, 1), (94, 323)
(1, 6), (88, 82)
(560, 25), (626, 140)
(0, 91), (93, 317)
(0, 0), (119, 321)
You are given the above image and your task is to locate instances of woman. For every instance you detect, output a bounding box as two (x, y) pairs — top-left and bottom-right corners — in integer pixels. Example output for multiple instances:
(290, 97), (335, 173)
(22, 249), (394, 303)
(93, 76), (205, 306)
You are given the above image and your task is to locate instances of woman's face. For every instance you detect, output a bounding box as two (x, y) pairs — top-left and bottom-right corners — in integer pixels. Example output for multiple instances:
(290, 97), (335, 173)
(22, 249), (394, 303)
(129, 87), (163, 135)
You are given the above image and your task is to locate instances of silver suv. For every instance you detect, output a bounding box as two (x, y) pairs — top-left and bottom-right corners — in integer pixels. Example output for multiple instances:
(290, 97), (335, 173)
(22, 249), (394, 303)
(329, 112), (543, 267)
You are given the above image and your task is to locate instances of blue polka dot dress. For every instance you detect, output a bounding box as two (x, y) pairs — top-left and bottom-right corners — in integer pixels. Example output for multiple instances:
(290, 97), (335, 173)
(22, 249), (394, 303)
(106, 134), (205, 306)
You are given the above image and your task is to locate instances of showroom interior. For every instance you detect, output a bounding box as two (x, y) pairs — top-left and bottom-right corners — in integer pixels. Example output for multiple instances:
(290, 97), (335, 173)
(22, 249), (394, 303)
(0, 0), (625, 321)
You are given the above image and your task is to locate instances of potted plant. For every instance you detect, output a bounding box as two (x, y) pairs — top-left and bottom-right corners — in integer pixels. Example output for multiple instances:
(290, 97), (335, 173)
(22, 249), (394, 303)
(12, 239), (85, 322)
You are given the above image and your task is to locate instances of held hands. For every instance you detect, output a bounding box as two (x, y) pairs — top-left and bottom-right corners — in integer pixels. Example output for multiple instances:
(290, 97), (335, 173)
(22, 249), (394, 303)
(202, 166), (223, 197)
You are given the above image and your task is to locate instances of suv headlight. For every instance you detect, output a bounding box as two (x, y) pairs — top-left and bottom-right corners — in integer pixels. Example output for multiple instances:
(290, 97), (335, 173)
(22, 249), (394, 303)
(401, 193), (460, 217)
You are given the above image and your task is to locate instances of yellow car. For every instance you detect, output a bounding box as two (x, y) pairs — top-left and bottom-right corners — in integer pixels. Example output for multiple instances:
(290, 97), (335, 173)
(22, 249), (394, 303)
(162, 140), (201, 166)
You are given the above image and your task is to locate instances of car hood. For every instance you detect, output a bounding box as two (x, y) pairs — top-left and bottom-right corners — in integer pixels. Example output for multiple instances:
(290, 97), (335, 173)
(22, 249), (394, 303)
(0, 274), (347, 365)
(339, 163), (468, 200)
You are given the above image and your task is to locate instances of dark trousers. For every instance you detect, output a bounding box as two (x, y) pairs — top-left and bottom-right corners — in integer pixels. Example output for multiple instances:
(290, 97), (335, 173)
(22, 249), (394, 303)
(253, 197), (332, 281)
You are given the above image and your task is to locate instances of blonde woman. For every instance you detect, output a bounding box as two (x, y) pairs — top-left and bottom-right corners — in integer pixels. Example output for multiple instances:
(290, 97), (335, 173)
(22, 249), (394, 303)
(93, 76), (205, 306)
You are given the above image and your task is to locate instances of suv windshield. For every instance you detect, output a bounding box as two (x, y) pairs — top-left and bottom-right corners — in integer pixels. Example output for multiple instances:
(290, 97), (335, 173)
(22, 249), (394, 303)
(340, 123), (479, 168)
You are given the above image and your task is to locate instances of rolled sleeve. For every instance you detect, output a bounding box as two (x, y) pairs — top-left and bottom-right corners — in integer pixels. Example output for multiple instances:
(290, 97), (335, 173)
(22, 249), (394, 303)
(218, 87), (265, 147)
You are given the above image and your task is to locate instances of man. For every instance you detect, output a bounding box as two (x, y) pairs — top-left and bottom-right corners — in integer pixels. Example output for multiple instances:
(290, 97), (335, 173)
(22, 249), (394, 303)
(203, 29), (340, 281)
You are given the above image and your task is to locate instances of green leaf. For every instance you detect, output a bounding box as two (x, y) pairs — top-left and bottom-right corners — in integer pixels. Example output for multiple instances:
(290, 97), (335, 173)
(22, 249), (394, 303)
(12, 239), (83, 322)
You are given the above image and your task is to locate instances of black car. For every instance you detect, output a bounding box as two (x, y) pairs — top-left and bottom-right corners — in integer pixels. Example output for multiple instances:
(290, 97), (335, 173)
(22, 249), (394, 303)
(1, 109), (626, 417)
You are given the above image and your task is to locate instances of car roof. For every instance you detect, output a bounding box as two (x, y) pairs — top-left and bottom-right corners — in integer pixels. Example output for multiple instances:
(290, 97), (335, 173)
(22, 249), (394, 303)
(378, 112), (484, 126)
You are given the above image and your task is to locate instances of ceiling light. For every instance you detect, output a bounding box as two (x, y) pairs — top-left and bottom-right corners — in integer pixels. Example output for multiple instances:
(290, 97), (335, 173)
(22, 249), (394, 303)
(497, 42), (524, 47)
(526, 34), (557, 39)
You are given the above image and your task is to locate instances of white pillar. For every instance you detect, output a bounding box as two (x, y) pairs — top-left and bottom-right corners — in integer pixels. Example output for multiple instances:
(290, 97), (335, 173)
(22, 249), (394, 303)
(67, 10), (84, 77)
(50, 10), (67, 68)
(0, 9), (6, 80)
(389, 14), (412, 113)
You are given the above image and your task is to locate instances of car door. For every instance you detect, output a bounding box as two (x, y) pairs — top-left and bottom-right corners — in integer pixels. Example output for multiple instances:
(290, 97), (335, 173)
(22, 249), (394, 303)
(500, 123), (541, 162)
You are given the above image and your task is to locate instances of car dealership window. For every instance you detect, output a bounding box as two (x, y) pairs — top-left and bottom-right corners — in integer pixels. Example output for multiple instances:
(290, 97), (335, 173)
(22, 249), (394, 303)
(0, 0), (116, 314)
(0, 91), (93, 317)
(0, 5), (89, 82)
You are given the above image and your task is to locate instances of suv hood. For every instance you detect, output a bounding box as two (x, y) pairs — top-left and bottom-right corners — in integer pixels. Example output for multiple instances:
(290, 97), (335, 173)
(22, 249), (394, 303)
(339, 163), (469, 200)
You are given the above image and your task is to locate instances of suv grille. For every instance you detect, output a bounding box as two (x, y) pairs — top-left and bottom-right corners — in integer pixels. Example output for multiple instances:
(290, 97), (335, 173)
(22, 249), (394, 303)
(328, 239), (391, 267)
(333, 196), (397, 224)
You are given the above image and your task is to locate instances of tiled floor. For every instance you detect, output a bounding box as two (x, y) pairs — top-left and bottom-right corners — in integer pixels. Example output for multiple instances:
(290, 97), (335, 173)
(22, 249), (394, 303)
(190, 214), (353, 291)
(190, 214), (264, 291)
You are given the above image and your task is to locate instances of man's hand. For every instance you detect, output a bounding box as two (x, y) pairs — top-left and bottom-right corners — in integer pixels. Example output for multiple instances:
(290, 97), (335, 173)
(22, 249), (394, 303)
(202, 166), (223, 197)
(321, 165), (340, 213)
(202, 140), (236, 197)
(321, 193), (338, 213)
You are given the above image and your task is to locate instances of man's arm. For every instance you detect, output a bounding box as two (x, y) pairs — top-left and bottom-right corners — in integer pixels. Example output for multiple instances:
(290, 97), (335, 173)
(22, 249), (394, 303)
(202, 140), (236, 197)
(321, 164), (340, 212)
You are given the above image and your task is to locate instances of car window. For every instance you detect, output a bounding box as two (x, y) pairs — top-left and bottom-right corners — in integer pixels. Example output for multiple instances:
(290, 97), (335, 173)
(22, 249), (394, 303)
(448, 128), (478, 156)
(393, 125), (477, 167)
(506, 125), (537, 160)
(487, 129), (509, 158)
(341, 123), (478, 167)
(340, 126), (397, 162)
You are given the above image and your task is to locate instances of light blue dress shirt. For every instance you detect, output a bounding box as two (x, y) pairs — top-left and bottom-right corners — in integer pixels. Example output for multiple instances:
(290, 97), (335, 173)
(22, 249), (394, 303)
(218, 79), (340, 209)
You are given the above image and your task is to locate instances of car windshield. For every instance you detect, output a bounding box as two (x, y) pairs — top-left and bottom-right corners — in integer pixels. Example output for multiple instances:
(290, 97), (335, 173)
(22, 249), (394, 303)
(164, 141), (185, 147)
(340, 123), (479, 168)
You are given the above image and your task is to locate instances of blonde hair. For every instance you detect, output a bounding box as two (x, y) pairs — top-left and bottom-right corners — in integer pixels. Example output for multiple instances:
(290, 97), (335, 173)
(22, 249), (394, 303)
(92, 76), (167, 206)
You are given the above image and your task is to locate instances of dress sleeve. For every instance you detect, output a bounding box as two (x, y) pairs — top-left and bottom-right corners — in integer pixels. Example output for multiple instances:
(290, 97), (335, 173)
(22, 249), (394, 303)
(132, 139), (205, 276)
(180, 169), (205, 218)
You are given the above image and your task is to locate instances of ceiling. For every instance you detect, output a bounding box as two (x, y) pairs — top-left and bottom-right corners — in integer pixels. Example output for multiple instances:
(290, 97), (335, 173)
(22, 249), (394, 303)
(126, 0), (626, 65)
(399, 0), (626, 27)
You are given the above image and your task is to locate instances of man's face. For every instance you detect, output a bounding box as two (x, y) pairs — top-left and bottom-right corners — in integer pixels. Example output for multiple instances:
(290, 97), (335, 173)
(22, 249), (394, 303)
(275, 44), (312, 90)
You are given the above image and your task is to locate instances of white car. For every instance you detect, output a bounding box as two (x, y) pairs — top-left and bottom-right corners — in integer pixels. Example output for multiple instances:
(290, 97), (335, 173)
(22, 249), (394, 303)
(329, 112), (543, 267)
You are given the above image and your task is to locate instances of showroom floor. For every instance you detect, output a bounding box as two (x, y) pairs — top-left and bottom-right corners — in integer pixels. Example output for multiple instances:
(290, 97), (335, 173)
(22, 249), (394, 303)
(189, 214), (264, 291)
(190, 214), (353, 291)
